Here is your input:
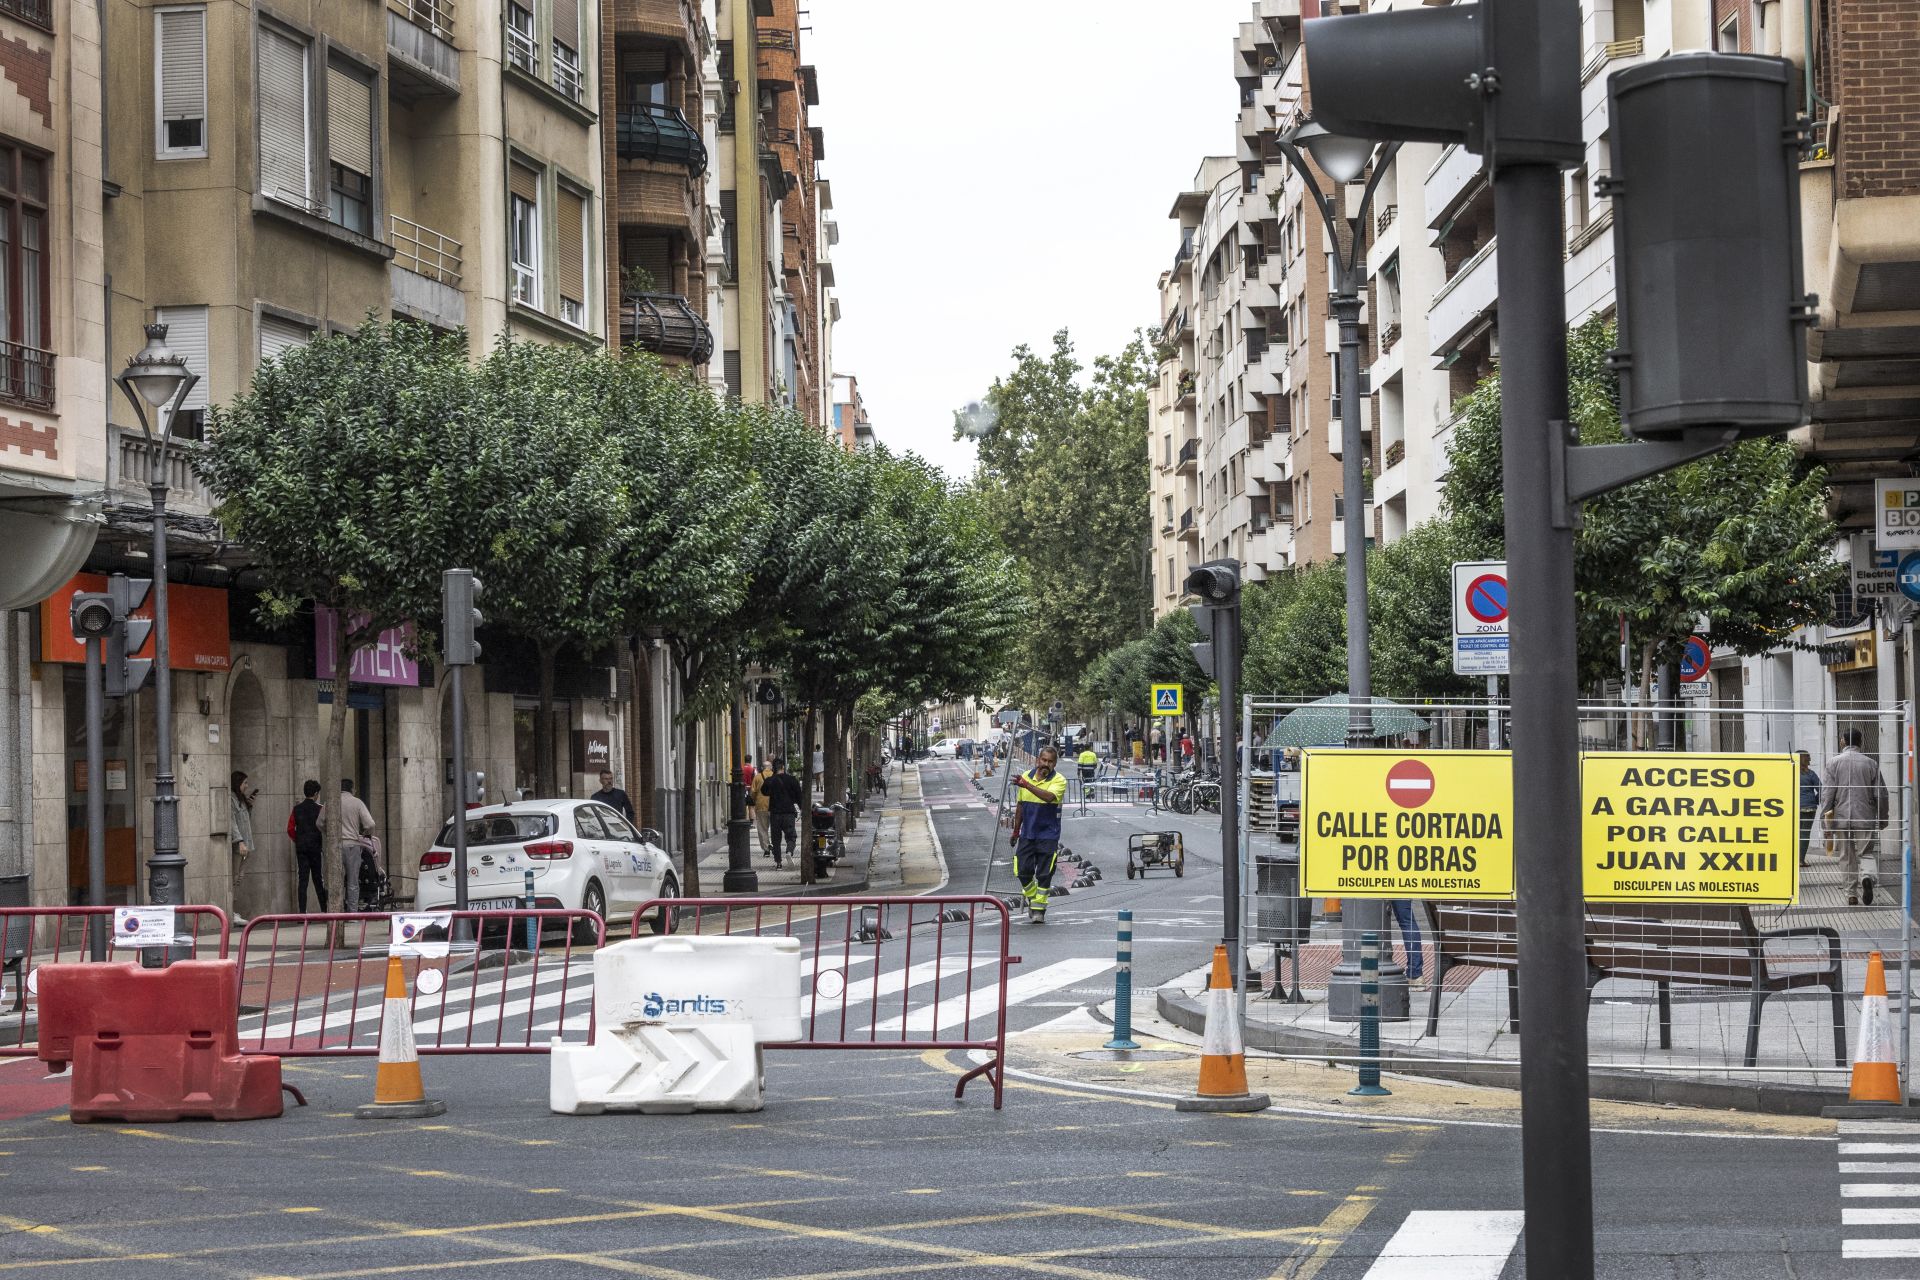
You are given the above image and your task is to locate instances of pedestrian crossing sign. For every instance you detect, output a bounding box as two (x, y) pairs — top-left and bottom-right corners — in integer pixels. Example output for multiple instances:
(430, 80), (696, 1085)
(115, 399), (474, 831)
(1151, 684), (1183, 716)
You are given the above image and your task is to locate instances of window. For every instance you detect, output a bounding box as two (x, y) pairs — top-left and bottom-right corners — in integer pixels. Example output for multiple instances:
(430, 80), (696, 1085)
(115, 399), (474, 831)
(1567, 164), (1590, 236)
(153, 305), (210, 439)
(508, 162), (540, 307)
(257, 27), (312, 209)
(259, 312), (313, 361)
(155, 7), (206, 157)
(0, 144), (49, 409)
(551, 0), (582, 98)
(1716, 11), (1738, 51)
(506, 2), (536, 74)
(557, 185), (587, 327)
(325, 63), (374, 234)
(553, 42), (581, 101)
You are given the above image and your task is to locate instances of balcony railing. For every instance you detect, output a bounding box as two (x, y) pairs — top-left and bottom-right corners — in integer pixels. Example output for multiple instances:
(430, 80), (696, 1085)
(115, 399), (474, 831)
(389, 0), (452, 43)
(1376, 204), (1398, 235)
(116, 430), (215, 511)
(1178, 508), (1196, 536)
(1384, 439), (1406, 469)
(0, 339), (54, 411)
(755, 27), (795, 51)
(1176, 438), (1199, 470)
(1176, 372), (1196, 405)
(1604, 35), (1643, 58)
(390, 214), (463, 286)
(621, 292), (714, 363)
(0, 0), (51, 30)
(616, 103), (708, 174)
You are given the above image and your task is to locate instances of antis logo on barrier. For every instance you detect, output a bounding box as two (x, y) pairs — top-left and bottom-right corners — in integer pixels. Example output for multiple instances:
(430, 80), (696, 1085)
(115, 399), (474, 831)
(636, 992), (730, 1019)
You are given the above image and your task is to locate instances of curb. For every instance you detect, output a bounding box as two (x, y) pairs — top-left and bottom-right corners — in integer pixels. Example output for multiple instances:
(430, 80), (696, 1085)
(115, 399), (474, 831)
(1155, 985), (1856, 1117)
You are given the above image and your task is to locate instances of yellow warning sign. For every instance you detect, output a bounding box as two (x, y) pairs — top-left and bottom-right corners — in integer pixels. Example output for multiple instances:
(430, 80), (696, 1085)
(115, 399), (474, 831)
(1300, 749), (1515, 900)
(1581, 753), (1798, 903)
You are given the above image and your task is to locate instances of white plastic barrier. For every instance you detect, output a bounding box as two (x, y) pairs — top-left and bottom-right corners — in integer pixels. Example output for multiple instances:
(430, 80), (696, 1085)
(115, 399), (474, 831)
(550, 935), (803, 1114)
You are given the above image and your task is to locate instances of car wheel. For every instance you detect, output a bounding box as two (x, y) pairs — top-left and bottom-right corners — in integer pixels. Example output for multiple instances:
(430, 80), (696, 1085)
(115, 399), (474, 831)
(573, 880), (605, 946)
(649, 874), (679, 935)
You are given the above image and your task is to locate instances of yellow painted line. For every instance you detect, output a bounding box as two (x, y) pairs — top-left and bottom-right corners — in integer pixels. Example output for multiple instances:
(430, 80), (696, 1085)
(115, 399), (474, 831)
(868, 1210), (1057, 1233)
(67, 1166), (107, 1173)
(902, 1189), (941, 1195)
(1268, 1194), (1377, 1280)
(114, 1128), (245, 1146)
(291, 1241), (756, 1280)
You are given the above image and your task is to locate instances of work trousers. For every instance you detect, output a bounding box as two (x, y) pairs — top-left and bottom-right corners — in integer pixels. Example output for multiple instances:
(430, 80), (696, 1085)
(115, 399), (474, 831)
(1014, 838), (1060, 914)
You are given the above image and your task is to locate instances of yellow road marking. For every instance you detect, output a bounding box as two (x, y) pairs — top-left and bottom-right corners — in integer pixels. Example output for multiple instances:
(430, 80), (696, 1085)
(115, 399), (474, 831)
(1268, 1194), (1378, 1280)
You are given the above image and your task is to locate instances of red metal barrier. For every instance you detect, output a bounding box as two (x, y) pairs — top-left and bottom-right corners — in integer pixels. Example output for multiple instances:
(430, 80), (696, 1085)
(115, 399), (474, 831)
(1, 905), (231, 1057)
(628, 895), (1017, 1107)
(234, 910), (602, 1056)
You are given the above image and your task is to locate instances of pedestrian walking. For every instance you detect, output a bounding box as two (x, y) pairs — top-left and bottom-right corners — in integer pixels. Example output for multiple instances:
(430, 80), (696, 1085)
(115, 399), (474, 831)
(1179, 732), (1194, 766)
(1009, 746), (1068, 924)
(751, 758), (773, 852)
(336, 778), (377, 913)
(1388, 900), (1425, 988)
(1797, 750), (1821, 867)
(1822, 728), (1889, 905)
(1150, 726), (1164, 763)
(288, 779), (327, 912)
(229, 771), (257, 867)
(591, 769), (636, 823)
(761, 757), (804, 870)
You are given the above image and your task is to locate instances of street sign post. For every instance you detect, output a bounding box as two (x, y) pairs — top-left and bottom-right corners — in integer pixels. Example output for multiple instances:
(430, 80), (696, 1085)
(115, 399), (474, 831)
(1450, 561), (1510, 677)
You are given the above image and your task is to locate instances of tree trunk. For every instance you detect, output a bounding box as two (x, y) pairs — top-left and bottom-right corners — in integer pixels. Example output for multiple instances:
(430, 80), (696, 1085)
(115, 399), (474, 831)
(798, 705), (818, 885)
(674, 651), (703, 898)
(536, 640), (560, 797)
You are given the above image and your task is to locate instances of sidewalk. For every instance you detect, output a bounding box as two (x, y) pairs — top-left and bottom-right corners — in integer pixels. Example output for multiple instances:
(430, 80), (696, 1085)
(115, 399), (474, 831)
(691, 766), (931, 897)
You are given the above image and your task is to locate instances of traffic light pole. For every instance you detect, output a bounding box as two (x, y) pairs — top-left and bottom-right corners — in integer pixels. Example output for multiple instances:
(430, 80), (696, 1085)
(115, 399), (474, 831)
(1496, 161), (1595, 1279)
(83, 634), (106, 960)
(451, 662), (470, 914)
(145, 480), (184, 911)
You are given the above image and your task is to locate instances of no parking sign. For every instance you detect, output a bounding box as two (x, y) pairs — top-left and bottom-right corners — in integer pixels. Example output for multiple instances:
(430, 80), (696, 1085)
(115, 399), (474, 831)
(1451, 561), (1510, 677)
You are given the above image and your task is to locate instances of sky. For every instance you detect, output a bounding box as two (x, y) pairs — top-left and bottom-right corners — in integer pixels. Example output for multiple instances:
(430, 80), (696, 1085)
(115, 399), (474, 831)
(805, 1), (1253, 479)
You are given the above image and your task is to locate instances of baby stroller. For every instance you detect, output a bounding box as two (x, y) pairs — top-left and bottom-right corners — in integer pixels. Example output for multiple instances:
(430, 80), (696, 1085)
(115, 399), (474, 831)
(352, 836), (400, 911)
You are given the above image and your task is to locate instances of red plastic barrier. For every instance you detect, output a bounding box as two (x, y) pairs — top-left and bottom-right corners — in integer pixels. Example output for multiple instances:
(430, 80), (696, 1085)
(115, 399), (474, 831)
(36, 960), (284, 1122)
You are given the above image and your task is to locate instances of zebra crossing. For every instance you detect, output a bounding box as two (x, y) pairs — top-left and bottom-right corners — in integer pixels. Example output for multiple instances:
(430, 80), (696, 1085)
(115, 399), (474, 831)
(1353, 1210), (1525, 1279)
(237, 945), (1114, 1051)
(1838, 1119), (1920, 1260)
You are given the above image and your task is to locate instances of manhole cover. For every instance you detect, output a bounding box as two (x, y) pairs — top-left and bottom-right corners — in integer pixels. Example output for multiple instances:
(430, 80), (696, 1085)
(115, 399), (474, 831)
(1070, 1049), (1191, 1063)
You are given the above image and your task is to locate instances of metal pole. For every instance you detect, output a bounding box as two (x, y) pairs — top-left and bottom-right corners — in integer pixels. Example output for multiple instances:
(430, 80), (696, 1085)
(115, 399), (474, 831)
(723, 689), (757, 892)
(1497, 159), (1594, 1280)
(1218, 591), (1243, 998)
(1487, 675), (1501, 749)
(1240, 691), (1253, 1021)
(1350, 930), (1389, 1096)
(146, 480), (183, 908)
(1904, 629), (1917, 1103)
(1656, 662), (1678, 750)
(84, 634), (106, 961)
(451, 664), (470, 913)
(1104, 909), (1140, 1051)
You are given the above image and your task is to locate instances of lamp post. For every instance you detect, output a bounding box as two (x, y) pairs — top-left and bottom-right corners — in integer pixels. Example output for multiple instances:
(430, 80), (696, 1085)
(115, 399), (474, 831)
(113, 324), (197, 912)
(723, 676), (757, 892)
(1272, 123), (1403, 1021)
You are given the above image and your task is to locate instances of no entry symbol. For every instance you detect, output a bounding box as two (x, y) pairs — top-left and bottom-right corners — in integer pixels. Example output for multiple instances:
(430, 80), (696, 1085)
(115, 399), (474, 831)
(1385, 759), (1436, 809)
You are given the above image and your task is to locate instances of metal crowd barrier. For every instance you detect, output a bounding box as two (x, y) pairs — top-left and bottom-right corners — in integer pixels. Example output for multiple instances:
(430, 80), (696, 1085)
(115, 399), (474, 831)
(631, 895), (1018, 1108)
(2, 905), (231, 1056)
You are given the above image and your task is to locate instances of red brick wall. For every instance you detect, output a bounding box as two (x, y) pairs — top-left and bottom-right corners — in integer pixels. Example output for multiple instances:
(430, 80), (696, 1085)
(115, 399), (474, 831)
(1837, 0), (1920, 199)
(0, 414), (56, 459)
(0, 32), (51, 129)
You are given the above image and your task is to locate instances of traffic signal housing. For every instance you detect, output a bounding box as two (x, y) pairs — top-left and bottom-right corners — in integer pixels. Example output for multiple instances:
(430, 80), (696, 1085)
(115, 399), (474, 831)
(1185, 560), (1241, 681)
(104, 574), (155, 698)
(69, 592), (113, 644)
(443, 569), (484, 666)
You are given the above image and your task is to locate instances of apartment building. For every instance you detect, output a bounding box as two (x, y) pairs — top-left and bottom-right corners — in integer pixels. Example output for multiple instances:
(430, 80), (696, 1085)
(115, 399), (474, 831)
(831, 372), (872, 451)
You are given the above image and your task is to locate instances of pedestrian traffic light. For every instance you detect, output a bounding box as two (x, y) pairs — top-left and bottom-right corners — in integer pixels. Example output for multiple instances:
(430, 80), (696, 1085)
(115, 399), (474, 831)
(1302, 0), (1582, 168)
(1605, 54), (1813, 440)
(69, 591), (113, 643)
(442, 569), (484, 666)
(1185, 560), (1240, 681)
(104, 574), (155, 698)
(1184, 561), (1240, 607)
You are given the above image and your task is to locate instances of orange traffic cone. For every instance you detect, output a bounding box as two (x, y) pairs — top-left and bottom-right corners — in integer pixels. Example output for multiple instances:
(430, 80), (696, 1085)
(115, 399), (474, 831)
(1323, 897), (1343, 922)
(1850, 951), (1901, 1105)
(356, 955), (447, 1119)
(1175, 945), (1270, 1113)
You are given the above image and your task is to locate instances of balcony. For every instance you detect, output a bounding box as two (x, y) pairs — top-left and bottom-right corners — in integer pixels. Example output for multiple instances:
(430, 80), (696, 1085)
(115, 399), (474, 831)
(1175, 372), (1196, 407)
(1376, 204), (1398, 236)
(1426, 143), (1485, 231)
(115, 429), (215, 516)
(611, 0), (700, 46)
(1178, 508), (1199, 542)
(1428, 238), (1499, 357)
(755, 27), (795, 51)
(0, 339), (54, 413)
(387, 0), (459, 98)
(1175, 437), (1199, 473)
(389, 214), (466, 328)
(616, 103), (707, 174)
(621, 292), (714, 363)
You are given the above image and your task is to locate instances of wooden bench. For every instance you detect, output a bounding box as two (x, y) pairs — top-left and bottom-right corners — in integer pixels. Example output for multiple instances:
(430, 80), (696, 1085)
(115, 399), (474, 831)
(1426, 900), (1846, 1067)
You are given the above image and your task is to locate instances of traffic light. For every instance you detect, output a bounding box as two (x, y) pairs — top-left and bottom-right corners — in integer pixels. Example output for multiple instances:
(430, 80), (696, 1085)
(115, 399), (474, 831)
(442, 569), (484, 666)
(1605, 55), (1813, 440)
(1302, 1), (1582, 168)
(69, 591), (113, 644)
(104, 574), (155, 698)
(1184, 560), (1240, 681)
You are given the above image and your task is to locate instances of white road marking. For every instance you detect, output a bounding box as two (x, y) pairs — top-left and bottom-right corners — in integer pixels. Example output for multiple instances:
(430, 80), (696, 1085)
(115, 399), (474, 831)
(1841, 1184), (1920, 1197)
(1842, 1162), (1920, 1173)
(1844, 1207), (1920, 1225)
(1844, 1239), (1920, 1258)
(1840, 1143), (1920, 1155)
(1359, 1210), (1525, 1279)
(1839, 1122), (1920, 1134)
(870, 957), (1115, 1033)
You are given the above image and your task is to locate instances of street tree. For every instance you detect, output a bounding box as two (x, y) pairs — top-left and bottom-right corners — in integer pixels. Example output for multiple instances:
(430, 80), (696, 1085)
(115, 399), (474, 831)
(198, 318), (490, 910)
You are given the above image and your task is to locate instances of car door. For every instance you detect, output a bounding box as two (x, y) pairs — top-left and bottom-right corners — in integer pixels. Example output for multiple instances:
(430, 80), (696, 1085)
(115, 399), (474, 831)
(597, 807), (656, 907)
(570, 805), (622, 910)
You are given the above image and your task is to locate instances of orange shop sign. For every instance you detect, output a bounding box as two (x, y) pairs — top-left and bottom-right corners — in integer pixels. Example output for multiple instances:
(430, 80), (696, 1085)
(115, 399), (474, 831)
(40, 573), (231, 671)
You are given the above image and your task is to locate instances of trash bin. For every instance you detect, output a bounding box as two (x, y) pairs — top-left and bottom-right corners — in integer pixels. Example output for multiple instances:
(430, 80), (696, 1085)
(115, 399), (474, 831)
(1253, 851), (1309, 949)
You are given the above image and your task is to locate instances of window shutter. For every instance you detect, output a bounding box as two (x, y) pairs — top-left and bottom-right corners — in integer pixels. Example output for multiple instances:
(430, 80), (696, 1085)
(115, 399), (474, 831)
(552, 0), (578, 50)
(257, 29), (310, 204)
(723, 349), (740, 399)
(155, 306), (210, 411)
(557, 187), (585, 301)
(326, 65), (372, 177)
(158, 9), (206, 123)
(508, 160), (538, 205)
(259, 313), (312, 360)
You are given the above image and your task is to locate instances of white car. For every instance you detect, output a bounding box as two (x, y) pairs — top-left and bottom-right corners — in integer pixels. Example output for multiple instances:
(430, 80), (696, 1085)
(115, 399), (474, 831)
(926, 738), (962, 759)
(417, 799), (679, 941)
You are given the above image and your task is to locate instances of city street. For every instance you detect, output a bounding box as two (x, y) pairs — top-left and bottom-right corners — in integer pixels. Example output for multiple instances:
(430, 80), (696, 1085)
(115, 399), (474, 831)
(0, 759), (1900, 1278)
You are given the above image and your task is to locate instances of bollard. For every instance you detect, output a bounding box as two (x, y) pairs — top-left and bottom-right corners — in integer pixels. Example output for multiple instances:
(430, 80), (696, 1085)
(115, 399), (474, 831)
(524, 868), (538, 953)
(1350, 930), (1391, 1097)
(1104, 909), (1141, 1050)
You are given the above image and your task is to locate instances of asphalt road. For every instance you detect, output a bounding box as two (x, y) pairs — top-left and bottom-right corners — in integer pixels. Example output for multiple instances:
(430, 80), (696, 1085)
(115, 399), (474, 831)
(0, 757), (1902, 1279)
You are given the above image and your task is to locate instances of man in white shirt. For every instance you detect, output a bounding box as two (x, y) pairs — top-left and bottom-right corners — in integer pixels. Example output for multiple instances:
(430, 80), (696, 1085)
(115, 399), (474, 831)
(337, 778), (378, 912)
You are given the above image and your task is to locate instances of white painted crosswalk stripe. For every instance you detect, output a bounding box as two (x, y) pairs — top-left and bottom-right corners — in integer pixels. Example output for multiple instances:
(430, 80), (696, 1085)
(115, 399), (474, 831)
(1840, 1142), (1920, 1155)
(1841, 1183), (1920, 1197)
(870, 958), (1115, 1033)
(1835, 1121), (1920, 1260)
(1359, 1210), (1525, 1279)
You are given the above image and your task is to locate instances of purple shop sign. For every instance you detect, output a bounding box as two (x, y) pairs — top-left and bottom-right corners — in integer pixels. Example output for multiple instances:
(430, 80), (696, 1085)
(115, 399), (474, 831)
(315, 608), (421, 687)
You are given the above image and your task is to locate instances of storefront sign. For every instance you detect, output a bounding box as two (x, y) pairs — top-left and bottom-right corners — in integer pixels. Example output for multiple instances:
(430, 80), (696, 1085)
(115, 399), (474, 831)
(1876, 478), (1920, 550)
(40, 574), (230, 670)
(315, 609), (420, 686)
(1300, 749), (1515, 900)
(571, 729), (611, 774)
(1820, 630), (1876, 673)
(1580, 753), (1798, 903)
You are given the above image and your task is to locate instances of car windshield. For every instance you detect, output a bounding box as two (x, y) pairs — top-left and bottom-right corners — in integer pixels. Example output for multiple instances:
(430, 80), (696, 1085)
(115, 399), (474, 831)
(434, 812), (556, 847)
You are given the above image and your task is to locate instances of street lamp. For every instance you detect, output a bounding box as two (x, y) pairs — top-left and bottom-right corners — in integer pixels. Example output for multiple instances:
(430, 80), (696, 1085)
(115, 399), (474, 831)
(1272, 122), (1402, 1019)
(114, 323), (197, 912)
